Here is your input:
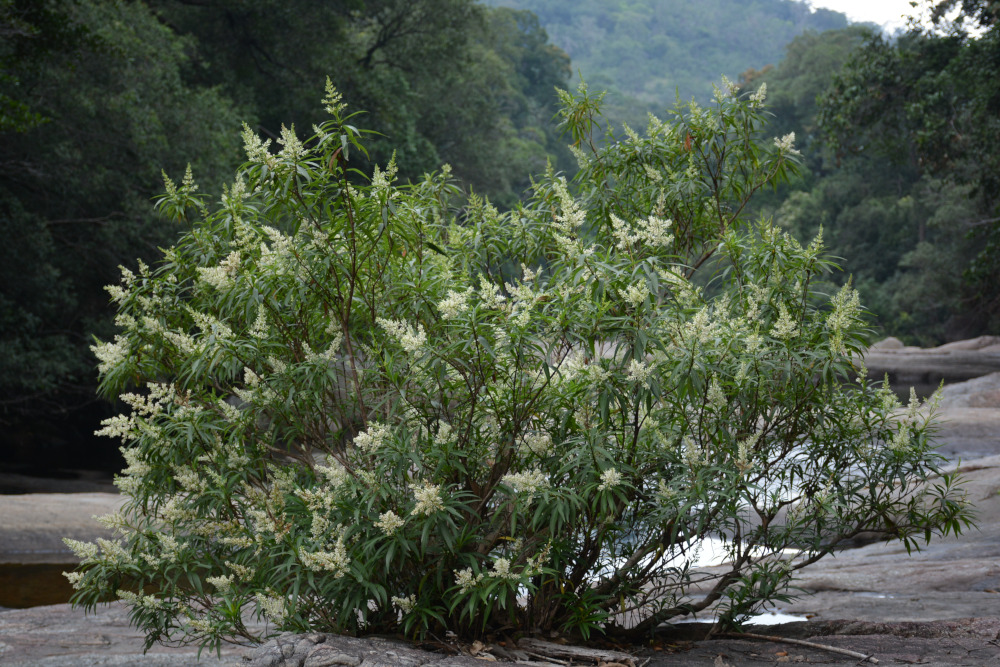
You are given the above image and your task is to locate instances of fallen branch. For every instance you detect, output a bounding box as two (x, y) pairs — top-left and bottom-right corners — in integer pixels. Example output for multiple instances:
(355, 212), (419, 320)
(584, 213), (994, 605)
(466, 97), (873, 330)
(516, 638), (635, 666)
(720, 632), (879, 664)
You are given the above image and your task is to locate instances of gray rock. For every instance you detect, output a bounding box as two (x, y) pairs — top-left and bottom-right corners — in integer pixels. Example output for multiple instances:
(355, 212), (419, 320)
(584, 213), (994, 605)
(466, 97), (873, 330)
(303, 645), (361, 667)
(0, 602), (253, 665)
(869, 336), (905, 351)
(0, 492), (123, 564)
(936, 371), (1000, 408)
(862, 336), (1000, 386)
(243, 634), (488, 667)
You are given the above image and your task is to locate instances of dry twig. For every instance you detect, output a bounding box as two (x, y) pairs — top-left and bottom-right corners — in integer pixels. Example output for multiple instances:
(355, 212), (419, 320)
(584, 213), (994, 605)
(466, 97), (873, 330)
(720, 632), (879, 664)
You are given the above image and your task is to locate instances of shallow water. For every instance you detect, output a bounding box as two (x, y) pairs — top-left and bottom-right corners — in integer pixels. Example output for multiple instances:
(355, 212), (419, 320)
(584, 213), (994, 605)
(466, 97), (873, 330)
(0, 562), (76, 609)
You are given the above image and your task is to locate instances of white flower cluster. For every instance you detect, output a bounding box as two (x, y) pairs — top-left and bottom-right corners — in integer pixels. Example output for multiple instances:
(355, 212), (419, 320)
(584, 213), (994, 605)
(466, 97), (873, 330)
(684, 308), (718, 345)
(105, 265), (135, 304)
(706, 375), (726, 411)
(621, 281), (650, 308)
(197, 250), (241, 291)
(455, 567), (484, 594)
(322, 77), (347, 116)
(597, 467), (623, 491)
(477, 274), (506, 310)
(736, 433), (760, 470)
(64, 538), (99, 562)
(371, 153), (398, 195)
(255, 592), (288, 624)
(627, 359), (652, 388)
(259, 226), (294, 274)
(63, 570), (85, 590)
(827, 283), (860, 353)
(773, 132), (801, 156)
(277, 124), (304, 162)
(225, 560), (256, 582)
(610, 213), (674, 251)
(354, 422), (390, 453)
(551, 177), (592, 260)
(207, 574), (234, 593)
(684, 436), (708, 467)
(300, 536), (351, 578)
(375, 510), (405, 536)
(117, 589), (165, 611)
(409, 481), (445, 516)
(249, 308), (269, 338)
(490, 557), (520, 580)
(714, 75), (739, 102)
(437, 287), (472, 319)
(186, 307), (234, 341)
(92, 335), (129, 375)
(377, 318), (427, 354)
(524, 431), (553, 456)
(392, 594), (417, 614)
(434, 421), (456, 446)
(501, 468), (549, 495)
(241, 123), (275, 169)
(771, 304), (799, 340)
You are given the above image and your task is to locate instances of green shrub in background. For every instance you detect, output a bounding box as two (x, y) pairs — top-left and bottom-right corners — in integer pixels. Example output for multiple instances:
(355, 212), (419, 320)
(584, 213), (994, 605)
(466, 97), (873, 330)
(67, 79), (972, 651)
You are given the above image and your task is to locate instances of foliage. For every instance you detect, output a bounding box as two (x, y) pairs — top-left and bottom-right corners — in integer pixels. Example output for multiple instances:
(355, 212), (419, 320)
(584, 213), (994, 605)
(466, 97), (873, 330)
(67, 83), (971, 650)
(818, 17), (1000, 336)
(728, 17), (998, 345)
(146, 0), (573, 207)
(0, 0), (243, 421)
(0, 0), (571, 443)
(737, 26), (875, 170)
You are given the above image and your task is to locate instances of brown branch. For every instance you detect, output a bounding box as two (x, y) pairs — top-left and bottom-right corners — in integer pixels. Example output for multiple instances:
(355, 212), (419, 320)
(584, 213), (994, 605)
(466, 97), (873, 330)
(719, 632), (879, 664)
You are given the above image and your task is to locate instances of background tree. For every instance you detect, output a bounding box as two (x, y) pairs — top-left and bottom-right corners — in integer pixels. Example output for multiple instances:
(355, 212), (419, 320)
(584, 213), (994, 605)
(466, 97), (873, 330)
(485, 0), (850, 126)
(146, 0), (573, 205)
(819, 7), (1000, 337)
(0, 0), (242, 462)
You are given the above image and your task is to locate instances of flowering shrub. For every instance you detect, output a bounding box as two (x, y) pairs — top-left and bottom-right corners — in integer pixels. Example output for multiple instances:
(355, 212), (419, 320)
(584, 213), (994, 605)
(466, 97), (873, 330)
(69, 79), (971, 650)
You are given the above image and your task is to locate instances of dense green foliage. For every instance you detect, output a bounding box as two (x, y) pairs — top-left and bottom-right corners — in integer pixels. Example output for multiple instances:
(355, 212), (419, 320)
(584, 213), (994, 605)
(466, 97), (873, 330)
(737, 2), (1000, 344)
(67, 83), (971, 650)
(0, 0), (242, 421)
(819, 9), (1000, 339)
(0, 0), (571, 438)
(145, 0), (573, 205)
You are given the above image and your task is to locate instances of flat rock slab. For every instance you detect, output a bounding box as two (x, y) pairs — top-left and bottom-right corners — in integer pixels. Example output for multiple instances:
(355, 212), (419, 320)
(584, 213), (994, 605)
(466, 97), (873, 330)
(4, 604), (1000, 667)
(0, 493), (123, 564)
(0, 602), (253, 665)
(651, 632), (1000, 665)
(246, 619), (1000, 667)
(645, 617), (1000, 665)
(863, 336), (1000, 385)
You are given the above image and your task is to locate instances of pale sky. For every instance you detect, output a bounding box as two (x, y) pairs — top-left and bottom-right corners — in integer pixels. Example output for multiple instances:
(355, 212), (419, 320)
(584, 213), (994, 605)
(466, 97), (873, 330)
(808, 0), (920, 32)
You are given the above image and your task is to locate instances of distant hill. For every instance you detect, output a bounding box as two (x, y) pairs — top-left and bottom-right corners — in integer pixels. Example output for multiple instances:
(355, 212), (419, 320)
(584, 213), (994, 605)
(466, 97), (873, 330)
(483, 0), (851, 111)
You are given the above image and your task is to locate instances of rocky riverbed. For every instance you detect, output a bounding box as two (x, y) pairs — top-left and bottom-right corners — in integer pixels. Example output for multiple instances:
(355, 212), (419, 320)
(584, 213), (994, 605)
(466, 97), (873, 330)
(3, 343), (1000, 665)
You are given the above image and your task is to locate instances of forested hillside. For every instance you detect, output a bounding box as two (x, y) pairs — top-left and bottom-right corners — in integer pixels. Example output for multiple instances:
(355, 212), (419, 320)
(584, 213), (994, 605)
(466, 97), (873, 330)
(485, 0), (850, 111)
